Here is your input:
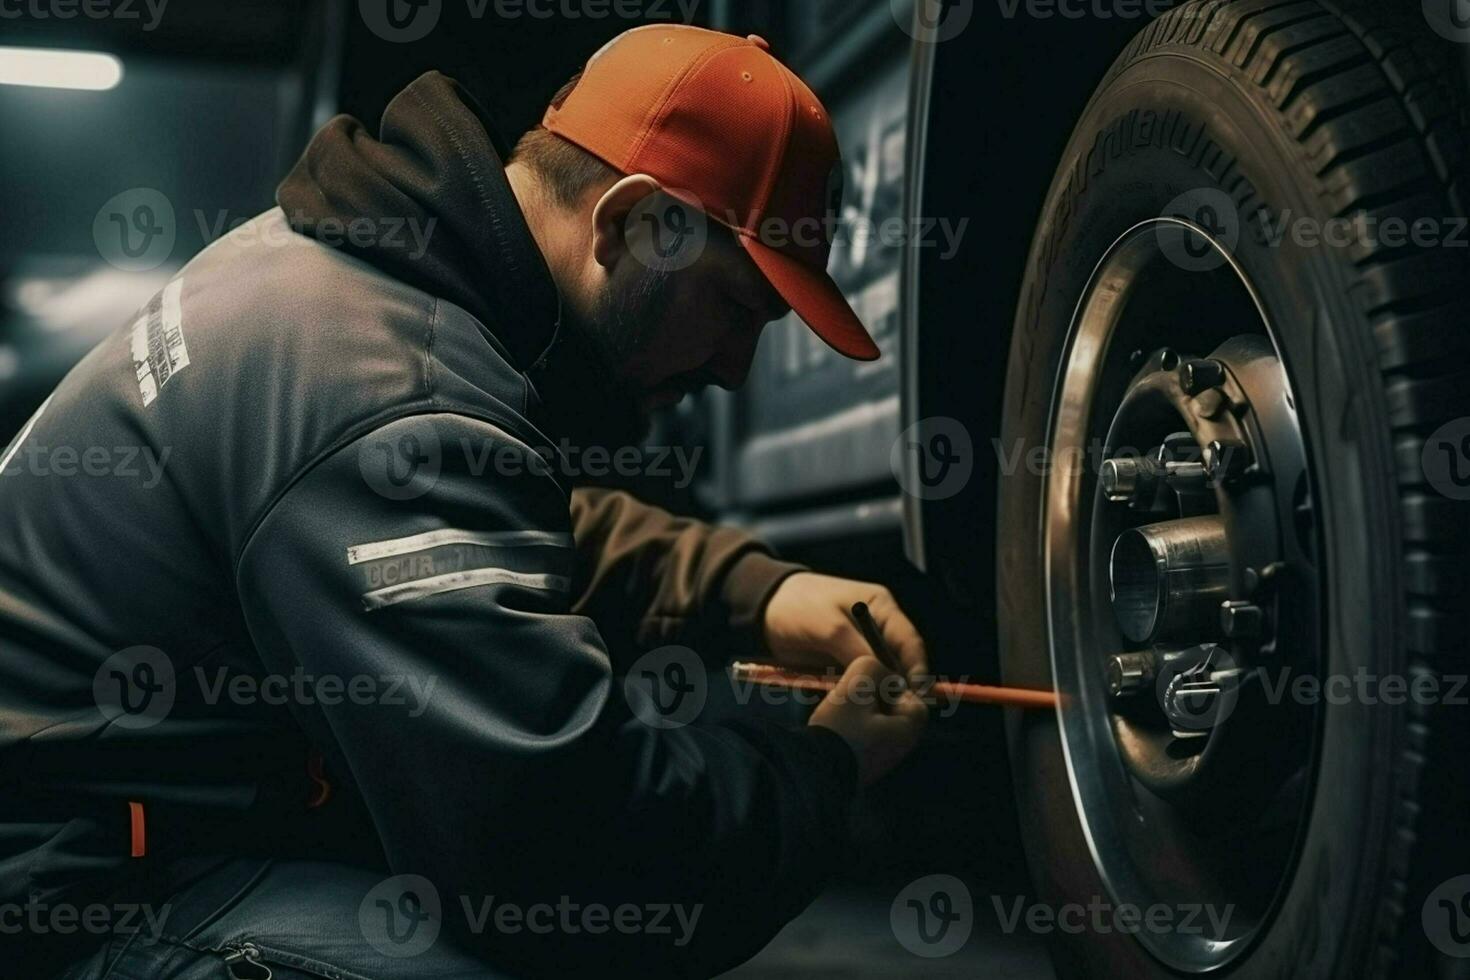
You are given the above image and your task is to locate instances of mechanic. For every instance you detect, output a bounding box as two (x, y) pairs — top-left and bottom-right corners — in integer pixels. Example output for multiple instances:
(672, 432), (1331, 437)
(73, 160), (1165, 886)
(0, 25), (931, 979)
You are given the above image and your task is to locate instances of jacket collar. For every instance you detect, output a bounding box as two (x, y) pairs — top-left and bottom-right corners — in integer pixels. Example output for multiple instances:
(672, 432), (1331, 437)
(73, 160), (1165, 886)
(277, 71), (561, 371)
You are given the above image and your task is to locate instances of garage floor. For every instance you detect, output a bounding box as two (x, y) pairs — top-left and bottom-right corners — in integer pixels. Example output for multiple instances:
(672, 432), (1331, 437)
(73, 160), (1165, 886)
(723, 882), (1057, 979)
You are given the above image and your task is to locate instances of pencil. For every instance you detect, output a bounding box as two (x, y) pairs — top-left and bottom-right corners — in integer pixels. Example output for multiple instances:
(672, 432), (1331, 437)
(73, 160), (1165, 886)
(729, 661), (1060, 710)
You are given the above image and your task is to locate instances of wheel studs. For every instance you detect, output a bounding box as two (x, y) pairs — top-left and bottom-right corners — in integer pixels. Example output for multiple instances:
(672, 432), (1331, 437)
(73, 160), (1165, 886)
(1220, 600), (1263, 638)
(1203, 439), (1252, 483)
(1179, 358), (1226, 396)
(1101, 457), (1147, 502)
(1106, 651), (1158, 699)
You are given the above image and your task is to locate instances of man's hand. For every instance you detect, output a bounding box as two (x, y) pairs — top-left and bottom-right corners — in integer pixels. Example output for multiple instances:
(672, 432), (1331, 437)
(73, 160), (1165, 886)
(809, 657), (928, 785)
(763, 573), (930, 684)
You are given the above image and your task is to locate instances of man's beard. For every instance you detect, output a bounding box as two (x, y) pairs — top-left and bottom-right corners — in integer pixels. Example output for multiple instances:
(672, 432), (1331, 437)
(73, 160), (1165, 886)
(528, 265), (671, 452)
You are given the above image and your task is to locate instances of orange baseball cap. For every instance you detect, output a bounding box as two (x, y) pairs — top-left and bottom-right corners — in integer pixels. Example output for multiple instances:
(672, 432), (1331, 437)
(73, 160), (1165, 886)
(543, 25), (880, 362)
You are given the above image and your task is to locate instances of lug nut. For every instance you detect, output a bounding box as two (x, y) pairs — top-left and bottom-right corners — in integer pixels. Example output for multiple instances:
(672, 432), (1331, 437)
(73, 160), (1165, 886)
(1203, 439), (1252, 483)
(1220, 600), (1263, 638)
(1179, 359), (1226, 396)
(1106, 651), (1158, 699)
(1101, 458), (1143, 502)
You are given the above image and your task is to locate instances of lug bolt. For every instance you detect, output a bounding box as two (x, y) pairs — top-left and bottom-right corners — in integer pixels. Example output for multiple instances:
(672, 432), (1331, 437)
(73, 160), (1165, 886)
(1101, 458), (1142, 502)
(1106, 651), (1158, 699)
(1203, 439), (1252, 483)
(1220, 600), (1263, 638)
(1179, 359), (1226, 396)
(1164, 460), (1210, 493)
(1101, 457), (1164, 504)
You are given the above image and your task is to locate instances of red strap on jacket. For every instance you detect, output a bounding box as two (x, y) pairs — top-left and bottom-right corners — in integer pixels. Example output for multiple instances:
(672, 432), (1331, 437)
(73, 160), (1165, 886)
(128, 801), (146, 858)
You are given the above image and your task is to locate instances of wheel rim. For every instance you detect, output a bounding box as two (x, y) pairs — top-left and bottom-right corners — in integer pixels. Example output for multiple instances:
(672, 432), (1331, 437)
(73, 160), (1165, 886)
(1042, 219), (1324, 972)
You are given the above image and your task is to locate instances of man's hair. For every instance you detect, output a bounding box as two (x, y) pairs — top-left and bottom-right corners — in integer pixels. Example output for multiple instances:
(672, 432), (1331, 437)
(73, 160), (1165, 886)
(511, 73), (622, 208)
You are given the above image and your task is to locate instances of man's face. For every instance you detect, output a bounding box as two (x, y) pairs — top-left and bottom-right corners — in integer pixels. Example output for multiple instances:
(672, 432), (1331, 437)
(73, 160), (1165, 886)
(590, 207), (792, 417)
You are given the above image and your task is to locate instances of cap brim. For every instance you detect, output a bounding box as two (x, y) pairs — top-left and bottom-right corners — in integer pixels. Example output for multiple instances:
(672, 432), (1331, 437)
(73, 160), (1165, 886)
(738, 235), (881, 362)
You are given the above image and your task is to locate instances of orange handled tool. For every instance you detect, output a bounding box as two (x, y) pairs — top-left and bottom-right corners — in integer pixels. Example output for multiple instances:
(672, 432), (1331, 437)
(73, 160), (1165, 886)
(728, 661), (1059, 710)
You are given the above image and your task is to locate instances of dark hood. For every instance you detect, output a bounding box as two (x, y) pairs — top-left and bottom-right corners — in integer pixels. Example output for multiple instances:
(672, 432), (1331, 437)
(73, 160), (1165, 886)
(277, 71), (560, 370)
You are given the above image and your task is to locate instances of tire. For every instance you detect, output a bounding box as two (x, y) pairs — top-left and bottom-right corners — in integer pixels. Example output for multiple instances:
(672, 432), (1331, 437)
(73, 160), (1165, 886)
(997, 2), (1470, 978)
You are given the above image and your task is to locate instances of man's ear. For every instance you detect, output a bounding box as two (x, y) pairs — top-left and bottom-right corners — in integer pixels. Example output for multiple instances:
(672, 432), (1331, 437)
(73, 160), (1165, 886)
(591, 174), (663, 270)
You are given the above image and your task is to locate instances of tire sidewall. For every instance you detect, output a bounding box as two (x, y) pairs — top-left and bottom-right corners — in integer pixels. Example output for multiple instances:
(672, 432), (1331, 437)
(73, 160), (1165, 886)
(998, 46), (1405, 979)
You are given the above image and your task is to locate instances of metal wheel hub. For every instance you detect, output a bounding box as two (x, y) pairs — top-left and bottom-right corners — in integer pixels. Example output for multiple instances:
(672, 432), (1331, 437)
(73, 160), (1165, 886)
(1042, 220), (1323, 972)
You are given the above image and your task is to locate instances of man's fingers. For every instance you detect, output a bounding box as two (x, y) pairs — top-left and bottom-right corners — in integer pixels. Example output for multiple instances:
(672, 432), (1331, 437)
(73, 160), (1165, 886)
(867, 592), (930, 684)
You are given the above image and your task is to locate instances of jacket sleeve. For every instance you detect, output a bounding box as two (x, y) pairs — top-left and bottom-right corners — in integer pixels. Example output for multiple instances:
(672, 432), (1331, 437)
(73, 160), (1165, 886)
(235, 413), (857, 978)
(568, 487), (806, 666)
